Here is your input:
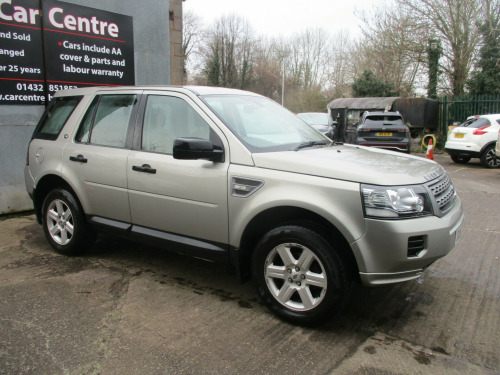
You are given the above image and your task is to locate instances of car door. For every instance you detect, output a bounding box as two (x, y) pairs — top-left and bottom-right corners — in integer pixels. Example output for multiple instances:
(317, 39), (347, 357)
(62, 90), (141, 223)
(127, 91), (229, 247)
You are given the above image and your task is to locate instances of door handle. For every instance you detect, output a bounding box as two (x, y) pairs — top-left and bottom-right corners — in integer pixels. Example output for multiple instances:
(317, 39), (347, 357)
(132, 164), (156, 174)
(69, 154), (87, 163)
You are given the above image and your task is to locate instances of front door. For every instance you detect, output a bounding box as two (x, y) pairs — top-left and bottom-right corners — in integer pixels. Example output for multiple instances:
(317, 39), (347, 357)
(127, 92), (229, 245)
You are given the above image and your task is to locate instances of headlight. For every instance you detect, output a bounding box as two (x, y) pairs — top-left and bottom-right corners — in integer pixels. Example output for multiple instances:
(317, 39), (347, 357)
(361, 184), (432, 219)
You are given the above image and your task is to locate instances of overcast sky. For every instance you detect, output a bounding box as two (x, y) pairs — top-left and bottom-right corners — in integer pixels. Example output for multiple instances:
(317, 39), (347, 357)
(183, 0), (379, 38)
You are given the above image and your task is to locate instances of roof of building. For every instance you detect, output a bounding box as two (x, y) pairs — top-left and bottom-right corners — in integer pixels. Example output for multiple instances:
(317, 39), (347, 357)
(327, 97), (402, 109)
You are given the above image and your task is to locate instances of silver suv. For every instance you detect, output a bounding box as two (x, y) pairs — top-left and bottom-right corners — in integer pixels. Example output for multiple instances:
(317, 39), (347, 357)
(25, 86), (464, 326)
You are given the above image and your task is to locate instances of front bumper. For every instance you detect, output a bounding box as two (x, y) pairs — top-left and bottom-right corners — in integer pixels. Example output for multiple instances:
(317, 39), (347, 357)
(351, 197), (464, 286)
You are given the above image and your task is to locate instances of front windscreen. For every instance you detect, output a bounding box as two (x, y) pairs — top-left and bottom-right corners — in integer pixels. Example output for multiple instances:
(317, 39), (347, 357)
(202, 95), (329, 152)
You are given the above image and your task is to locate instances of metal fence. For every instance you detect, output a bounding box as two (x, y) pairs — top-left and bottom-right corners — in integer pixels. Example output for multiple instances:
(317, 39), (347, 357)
(440, 94), (500, 134)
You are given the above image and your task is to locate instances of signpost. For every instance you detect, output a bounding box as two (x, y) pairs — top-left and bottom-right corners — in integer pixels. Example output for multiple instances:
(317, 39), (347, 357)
(0, 0), (135, 105)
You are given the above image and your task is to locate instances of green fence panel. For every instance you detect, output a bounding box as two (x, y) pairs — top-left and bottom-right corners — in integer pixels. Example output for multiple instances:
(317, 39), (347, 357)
(439, 94), (500, 134)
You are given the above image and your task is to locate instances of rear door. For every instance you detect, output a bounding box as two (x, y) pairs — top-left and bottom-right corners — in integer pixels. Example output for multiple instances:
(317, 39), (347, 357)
(62, 90), (141, 222)
(127, 91), (229, 247)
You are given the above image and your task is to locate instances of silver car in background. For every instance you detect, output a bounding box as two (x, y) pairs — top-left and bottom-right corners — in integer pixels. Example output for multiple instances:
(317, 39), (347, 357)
(297, 112), (336, 139)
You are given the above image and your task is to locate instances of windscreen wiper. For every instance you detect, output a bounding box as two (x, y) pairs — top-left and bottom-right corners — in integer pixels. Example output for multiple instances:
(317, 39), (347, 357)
(293, 141), (329, 151)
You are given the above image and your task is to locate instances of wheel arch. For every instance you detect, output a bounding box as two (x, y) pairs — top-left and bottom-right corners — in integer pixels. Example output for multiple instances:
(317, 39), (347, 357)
(235, 206), (359, 283)
(33, 174), (79, 224)
(479, 141), (497, 155)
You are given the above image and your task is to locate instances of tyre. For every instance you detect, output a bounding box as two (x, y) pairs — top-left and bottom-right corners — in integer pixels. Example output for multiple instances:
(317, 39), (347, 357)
(480, 145), (500, 168)
(450, 154), (471, 164)
(41, 188), (95, 255)
(252, 225), (351, 326)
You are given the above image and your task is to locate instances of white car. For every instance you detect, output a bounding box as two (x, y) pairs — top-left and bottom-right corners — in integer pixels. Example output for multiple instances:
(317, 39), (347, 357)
(445, 114), (500, 168)
(496, 129), (500, 158)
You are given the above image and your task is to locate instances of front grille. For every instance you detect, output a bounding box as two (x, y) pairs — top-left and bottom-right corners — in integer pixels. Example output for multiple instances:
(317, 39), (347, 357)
(426, 172), (456, 215)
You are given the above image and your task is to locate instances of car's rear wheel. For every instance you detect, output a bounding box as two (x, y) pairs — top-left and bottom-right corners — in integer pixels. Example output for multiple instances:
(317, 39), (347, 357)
(450, 154), (471, 164)
(480, 145), (500, 168)
(42, 188), (95, 255)
(252, 225), (351, 326)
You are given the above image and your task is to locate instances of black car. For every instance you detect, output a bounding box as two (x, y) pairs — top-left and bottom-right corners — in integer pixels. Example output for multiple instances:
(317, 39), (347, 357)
(355, 111), (411, 153)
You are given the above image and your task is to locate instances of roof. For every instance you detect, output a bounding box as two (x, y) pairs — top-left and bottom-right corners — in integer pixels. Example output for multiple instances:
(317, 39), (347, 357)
(327, 97), (402, 110)
(53, 85), (262, 98)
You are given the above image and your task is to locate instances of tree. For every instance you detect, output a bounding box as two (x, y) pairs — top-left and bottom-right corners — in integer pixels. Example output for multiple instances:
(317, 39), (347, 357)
(356, 3), (429, 96)
(201, 14), (256, 89)
(327, 30), (355, 98)
(427, 39), (442, 99)
(352, 70), (398, 97)
(183, 10), (204, 81)
(467, 0), (500, 95)
(396, 0), (482, 96)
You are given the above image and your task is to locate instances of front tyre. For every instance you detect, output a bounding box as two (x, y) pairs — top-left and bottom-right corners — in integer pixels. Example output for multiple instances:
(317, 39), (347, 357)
(252, 225), (351, 326)
(42, 188), (95, 255)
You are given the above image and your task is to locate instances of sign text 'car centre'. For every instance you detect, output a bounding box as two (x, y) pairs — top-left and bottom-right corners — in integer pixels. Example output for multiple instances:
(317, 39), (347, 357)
(0, 0), (134, 104)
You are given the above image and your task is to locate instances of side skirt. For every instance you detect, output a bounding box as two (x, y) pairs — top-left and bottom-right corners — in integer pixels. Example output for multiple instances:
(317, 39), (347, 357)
(88, 216), (230, 263)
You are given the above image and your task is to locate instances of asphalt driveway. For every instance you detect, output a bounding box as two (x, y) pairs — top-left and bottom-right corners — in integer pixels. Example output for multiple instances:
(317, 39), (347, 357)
(1, 153), (499, 374)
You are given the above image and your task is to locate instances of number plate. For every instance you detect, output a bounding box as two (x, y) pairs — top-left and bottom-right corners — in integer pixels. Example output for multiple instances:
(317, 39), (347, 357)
(454, 133), (465, 138)
(376, 132), (393, 136)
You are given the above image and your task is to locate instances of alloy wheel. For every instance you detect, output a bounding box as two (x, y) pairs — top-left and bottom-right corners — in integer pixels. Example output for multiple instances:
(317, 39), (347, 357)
(46, 199), (74, 245)
(264, 242), (327, 311)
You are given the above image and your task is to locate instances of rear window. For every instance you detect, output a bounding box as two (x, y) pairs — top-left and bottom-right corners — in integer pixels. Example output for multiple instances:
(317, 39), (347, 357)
(33, 96), (82, 140)
(364, 115), (404, 125)
(459, 118), (491, 128)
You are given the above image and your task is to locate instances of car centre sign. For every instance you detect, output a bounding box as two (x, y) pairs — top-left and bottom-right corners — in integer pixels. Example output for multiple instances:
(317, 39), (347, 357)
(0, 0), (134, 105)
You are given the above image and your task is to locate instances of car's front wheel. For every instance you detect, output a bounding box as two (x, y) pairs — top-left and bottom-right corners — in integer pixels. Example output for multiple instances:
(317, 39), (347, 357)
(480, 145), (500, 168)
(252, 225), (351, 326)
(42, 188), (95, 255)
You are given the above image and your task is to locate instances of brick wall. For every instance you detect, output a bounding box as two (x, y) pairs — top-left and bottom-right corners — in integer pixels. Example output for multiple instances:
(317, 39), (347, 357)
(169, 0), (184, 85)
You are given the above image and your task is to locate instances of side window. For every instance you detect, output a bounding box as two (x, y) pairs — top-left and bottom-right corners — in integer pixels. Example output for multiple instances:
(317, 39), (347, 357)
(75, 97), (98, 143)
(75, 94), (136, 148)
(34, 96), (83, 140)
(142, 95), (212, 154)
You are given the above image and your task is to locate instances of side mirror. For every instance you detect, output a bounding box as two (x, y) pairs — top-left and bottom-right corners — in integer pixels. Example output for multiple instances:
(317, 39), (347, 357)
(353, 122), (359, 127)
(173, 137), (224, 162)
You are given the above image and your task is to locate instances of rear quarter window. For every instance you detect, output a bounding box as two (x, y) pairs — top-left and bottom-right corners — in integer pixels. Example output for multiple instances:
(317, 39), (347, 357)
(33, 96), (83, 140)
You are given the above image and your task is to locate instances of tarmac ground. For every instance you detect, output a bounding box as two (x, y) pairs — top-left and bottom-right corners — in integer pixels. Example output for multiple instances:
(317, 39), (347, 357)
(1, 153), (499, 374)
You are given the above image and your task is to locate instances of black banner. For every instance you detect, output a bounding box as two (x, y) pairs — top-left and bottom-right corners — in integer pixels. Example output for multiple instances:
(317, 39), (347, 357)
(0, 0), (135, 105)
(42, 0), (134, 99)
(0, 0), (45, 104)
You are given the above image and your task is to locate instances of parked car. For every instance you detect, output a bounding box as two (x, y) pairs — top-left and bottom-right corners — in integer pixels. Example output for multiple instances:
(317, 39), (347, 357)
(496, 129), (500, 158)
(297, 112), (336, 139)
(25, 86), (463, 326)
(354, 111), (411, 153)
(444, 114), (500, 168)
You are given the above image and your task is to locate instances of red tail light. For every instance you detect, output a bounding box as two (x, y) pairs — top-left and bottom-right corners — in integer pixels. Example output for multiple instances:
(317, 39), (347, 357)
(473, 125), (490, 135)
